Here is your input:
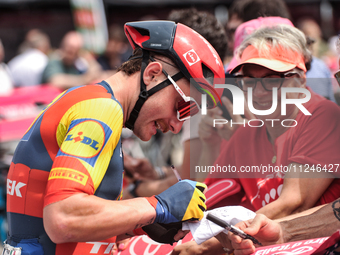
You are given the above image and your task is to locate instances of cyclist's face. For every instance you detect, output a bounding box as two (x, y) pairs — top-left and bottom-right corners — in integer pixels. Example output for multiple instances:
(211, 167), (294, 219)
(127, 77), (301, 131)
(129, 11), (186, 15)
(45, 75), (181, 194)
(133, 77), (192, 142)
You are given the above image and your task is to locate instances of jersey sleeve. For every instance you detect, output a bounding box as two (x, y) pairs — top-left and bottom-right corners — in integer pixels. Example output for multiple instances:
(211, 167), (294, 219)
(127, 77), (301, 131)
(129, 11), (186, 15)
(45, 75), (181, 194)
(44, 97), (123, 207)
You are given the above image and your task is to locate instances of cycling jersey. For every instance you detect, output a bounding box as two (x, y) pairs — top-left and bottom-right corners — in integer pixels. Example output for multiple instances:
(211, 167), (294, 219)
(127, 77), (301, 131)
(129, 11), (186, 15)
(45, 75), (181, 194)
(6, 81), (124, 254)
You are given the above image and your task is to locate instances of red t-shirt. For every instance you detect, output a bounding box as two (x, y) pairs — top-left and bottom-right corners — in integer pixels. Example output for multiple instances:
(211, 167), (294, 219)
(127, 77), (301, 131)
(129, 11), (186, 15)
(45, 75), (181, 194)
(205, 90), (340, 211)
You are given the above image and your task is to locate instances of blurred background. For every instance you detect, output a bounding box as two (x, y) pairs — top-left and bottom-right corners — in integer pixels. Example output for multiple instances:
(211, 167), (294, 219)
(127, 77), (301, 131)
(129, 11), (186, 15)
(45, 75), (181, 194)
(0, 0), (339, 62)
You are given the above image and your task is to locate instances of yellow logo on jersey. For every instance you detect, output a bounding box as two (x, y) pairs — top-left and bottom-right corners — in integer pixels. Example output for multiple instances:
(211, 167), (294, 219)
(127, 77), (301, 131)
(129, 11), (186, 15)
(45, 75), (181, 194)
(49, 168), (88, 185)
(61, 120), (105, 158)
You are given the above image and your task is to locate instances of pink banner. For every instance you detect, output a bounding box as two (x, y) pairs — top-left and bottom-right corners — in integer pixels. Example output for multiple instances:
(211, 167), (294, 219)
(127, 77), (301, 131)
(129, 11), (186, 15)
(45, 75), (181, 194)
(252, 237), (330, 255)
(0, 86), (61, 142)
(251, 230), (340, 255)
(119, 232), (194, 255)
(117, 231), (340, 255)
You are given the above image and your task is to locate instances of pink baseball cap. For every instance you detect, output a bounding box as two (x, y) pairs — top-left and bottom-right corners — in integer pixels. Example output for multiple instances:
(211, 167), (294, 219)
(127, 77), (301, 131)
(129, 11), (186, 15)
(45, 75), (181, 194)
(230, 44), (307, 73)
(226, 16), (295, 72)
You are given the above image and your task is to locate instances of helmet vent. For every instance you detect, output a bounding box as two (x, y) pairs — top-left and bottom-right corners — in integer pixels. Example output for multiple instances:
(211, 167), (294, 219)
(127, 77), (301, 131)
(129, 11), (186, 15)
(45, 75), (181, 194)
(135, 27), (150, 36)
(202, 63), (214, 85)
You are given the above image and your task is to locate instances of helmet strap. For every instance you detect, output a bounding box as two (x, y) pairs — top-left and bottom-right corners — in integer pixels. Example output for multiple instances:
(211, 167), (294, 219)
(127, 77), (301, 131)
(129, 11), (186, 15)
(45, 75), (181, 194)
(125, 50), (184, 130)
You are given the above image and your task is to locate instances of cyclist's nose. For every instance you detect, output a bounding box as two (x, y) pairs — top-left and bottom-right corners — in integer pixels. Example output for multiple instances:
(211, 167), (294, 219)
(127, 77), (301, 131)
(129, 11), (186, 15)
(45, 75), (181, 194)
(169, 117), (183, 134)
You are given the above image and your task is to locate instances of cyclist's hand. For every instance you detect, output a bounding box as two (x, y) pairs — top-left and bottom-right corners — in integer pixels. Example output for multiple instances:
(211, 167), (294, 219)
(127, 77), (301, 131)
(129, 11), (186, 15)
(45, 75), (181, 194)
(146, 180), (207, 224)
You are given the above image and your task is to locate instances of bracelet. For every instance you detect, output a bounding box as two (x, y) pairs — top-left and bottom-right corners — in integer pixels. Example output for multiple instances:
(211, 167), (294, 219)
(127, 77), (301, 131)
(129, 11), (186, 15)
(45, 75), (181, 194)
(128, 180), (142, 197)
(155, 166), (166, 179)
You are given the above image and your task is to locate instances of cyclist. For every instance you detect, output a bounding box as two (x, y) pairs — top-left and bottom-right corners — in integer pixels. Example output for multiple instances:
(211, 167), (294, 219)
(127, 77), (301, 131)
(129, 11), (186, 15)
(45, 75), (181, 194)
(5, 21), (225, 255)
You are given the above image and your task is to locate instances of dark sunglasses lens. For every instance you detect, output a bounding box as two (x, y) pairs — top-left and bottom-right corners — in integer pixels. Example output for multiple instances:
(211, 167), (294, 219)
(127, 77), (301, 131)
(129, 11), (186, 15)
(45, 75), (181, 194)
(178, 100), (199, 120)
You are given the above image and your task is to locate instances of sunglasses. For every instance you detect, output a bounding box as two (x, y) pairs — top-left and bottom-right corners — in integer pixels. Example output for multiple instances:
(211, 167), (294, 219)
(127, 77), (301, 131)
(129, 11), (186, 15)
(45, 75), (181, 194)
(235, 71), (300, 92)
(162, 69), (200, 121)
(335, 70), (340, 87)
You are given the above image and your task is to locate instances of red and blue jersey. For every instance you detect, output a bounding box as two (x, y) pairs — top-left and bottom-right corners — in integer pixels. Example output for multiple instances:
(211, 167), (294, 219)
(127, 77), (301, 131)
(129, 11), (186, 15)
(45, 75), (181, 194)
(6, 81), (124, 254)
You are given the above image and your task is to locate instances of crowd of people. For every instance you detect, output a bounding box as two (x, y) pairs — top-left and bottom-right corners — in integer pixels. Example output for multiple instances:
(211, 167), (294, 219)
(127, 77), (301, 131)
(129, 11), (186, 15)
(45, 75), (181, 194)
(0, 25), (130, 97)
(1, 0), (340, 254)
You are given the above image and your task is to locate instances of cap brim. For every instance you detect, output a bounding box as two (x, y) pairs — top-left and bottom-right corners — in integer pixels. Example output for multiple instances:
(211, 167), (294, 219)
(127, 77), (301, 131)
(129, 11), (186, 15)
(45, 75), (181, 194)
(230, 58), (296, 74)
(226, 56), (239, 73)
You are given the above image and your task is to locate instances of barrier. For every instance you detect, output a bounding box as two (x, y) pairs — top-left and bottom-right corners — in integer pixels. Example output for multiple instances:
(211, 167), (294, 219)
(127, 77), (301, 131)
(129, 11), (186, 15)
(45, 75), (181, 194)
(0, 85), (62, 142)
(117, 231), (340, 255)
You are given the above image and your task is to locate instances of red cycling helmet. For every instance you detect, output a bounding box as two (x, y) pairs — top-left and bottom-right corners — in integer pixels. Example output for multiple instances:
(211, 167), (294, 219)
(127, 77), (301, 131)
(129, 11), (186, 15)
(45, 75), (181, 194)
(124, 20), (225, 130)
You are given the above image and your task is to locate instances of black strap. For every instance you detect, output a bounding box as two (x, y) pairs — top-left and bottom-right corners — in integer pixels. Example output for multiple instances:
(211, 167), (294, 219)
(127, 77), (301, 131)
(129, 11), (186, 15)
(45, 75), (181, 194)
(125, 50), (150, 130)
(147, 72), (184, 97)
(125, 51), (184, 130)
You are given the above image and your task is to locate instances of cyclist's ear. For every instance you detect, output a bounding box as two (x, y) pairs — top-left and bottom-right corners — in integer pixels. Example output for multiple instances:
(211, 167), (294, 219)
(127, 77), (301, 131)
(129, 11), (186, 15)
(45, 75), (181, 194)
(143, 62), (163, 86)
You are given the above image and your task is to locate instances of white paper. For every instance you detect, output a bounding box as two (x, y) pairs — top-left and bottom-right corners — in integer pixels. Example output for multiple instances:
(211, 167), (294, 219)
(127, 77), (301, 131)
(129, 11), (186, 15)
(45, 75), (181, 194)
(182, 206), (256, 245)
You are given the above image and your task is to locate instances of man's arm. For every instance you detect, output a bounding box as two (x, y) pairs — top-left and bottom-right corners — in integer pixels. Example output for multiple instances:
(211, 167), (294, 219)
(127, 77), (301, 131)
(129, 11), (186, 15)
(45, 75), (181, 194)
(44, 180), (207, 245)
(281, 199), (340, 242)
(229, 199), (340, 255)
(43, 193), (156, 243)
(257, 163), (334, 219)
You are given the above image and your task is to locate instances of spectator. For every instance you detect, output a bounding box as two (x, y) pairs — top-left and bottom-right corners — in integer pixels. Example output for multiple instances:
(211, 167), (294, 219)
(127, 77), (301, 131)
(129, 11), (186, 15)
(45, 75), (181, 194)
(226, 17), (295, 73)
(222, 36), (340, 255)
(17, 29), (47, 54)
(296, 18), (337, 103)
(227, 15), (336, 104)
(305, 57), (336, 102)
(96, 24), (129, 79)
(41, 31), (102, 90)
(0, 39), (13, 96)
(5, 21), (225, 255)
(8, 29), (51, 87)
(225, 0), (291, 65)
(297, 17), (329, 58)
(210, 24), (340, 216)
(176, 24), (340, 255)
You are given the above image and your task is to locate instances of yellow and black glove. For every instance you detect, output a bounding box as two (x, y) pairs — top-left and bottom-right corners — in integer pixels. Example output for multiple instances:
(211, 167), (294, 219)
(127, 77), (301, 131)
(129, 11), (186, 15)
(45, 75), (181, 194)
(146, 180), (207, 224)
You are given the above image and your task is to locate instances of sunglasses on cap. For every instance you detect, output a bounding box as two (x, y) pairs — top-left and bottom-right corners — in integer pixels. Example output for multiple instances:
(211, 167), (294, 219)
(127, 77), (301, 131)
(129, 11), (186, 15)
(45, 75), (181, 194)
(162, 69), (200, 121)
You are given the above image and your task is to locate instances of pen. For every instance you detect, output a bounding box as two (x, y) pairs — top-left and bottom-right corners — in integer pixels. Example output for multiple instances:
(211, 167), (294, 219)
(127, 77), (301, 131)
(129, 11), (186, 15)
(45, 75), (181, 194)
(206, 213), (263, 246)
(171, 165), (182, 181)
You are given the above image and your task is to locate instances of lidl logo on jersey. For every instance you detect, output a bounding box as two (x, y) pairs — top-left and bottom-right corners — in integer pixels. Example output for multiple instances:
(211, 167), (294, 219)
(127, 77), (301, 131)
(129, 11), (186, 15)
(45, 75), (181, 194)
(61, 120), (106, 158)
(65, 132), (100, 150)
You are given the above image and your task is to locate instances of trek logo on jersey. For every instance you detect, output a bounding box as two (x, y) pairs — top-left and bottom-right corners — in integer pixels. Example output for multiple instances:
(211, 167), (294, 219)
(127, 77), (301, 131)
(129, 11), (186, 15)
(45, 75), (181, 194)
(7, 179), (26, 197)
(61, 120), (105, 158)
(49, 168), (88, 186)
(183, 49), (200, 66)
